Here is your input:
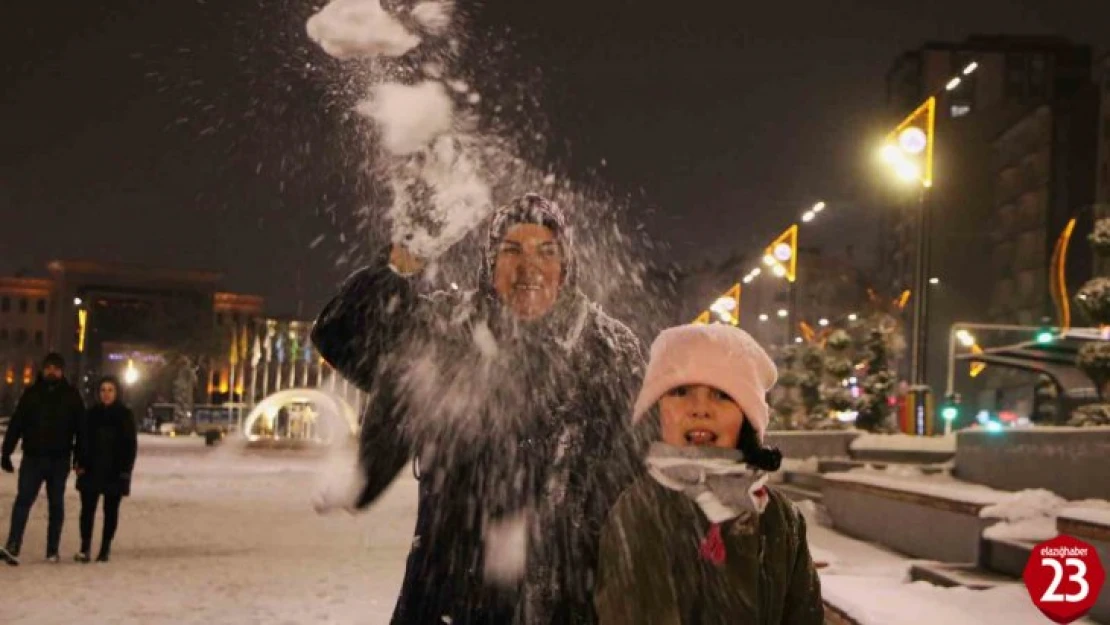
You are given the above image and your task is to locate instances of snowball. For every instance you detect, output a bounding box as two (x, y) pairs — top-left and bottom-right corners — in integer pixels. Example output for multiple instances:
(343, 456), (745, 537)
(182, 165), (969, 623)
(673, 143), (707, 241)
(356, 81), (454, 156)
(389, 135), (492, 259)
(483, 510), (529, 586)
(306, 0), (420, 60)
(411, 1), (453, 36)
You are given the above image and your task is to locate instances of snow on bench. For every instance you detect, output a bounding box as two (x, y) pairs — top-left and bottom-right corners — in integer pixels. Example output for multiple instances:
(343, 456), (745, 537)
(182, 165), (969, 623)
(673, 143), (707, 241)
(849, 433), (956, 454)
(823, 468), (1007, 513)
(1058, 502), (1110, 542)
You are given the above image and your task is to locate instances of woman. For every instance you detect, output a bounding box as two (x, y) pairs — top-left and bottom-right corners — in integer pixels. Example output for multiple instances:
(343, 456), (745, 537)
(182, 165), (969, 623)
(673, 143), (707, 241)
(75, 376), (138, 563)
(312, 194), (645, 624)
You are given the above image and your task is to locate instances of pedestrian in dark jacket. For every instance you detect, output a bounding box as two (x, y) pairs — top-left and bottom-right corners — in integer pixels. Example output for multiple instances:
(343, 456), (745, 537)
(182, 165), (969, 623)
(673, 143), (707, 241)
(74, 375), (138, 563)
(595, 324), (823, 625)
(312, 193), (645, 625)
(0, 352), (85, 566)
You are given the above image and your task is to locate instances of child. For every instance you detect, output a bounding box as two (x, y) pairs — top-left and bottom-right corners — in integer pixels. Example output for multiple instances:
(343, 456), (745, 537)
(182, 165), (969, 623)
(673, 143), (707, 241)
(595, 324), (823, 625)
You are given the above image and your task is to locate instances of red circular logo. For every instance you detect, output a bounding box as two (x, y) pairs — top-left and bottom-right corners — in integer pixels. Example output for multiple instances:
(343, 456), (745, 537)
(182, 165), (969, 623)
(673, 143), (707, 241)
(1023, 535), (1106, 624)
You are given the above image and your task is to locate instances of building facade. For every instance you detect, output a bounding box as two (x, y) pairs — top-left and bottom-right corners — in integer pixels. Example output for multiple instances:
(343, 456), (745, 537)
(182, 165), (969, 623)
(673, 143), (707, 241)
(0, 261), (269, 414)
(879, 35), (1097, 399)
(0, 277), (53, 413)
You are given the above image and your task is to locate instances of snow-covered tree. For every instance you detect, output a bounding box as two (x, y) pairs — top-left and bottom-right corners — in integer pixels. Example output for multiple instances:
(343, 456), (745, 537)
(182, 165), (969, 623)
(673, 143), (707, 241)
(855, 328), (896, 432)
(770, 346), (802, 430)
(1070, 216), (1110, 426)
(820, 330), (855, 415)
(798, 345), (826, 424)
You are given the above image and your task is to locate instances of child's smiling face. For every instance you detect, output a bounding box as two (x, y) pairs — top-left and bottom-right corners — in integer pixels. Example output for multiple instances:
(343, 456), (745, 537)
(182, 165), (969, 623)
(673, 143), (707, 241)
(658, 384), (744, 449)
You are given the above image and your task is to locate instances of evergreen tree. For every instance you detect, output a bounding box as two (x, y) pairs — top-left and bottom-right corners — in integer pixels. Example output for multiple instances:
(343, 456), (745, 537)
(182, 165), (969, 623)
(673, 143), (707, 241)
(855, 328), (896, 432)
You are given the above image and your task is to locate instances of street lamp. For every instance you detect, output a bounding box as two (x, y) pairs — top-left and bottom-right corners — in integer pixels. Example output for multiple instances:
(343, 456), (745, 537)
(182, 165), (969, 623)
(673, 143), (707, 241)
(124, 359), (140, 386)
(879, 60), (977, 388)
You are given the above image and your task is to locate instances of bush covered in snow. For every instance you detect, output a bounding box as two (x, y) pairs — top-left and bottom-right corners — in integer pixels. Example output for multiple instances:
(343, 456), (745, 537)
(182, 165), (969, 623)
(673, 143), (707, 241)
(1088, 217), (1110, 256)
(1076, 277), (1110, 325)
(1078, 341), (1110, 400)
(1068, 403), (1110, 427)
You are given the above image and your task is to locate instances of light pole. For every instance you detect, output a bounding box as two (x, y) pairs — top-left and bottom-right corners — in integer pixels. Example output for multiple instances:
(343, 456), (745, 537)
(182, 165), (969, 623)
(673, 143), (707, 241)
(879, 60), (977, 386)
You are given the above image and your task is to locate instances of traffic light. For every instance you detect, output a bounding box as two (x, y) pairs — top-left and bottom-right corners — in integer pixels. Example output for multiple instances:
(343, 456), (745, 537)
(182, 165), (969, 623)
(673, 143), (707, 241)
(941, 394), (960, 422)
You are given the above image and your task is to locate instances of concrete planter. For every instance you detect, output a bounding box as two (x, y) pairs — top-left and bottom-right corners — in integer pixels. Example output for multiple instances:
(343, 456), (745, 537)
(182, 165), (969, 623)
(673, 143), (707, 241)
(1057, 514), (1110, 624)
(764, 430), (860, 459)
(823, 476), (995, 563)
(955, 427), (1110, 500)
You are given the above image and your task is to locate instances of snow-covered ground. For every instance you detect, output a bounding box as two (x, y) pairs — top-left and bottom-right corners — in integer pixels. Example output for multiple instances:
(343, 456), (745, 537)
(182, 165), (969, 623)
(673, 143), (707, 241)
(1, 435), (1098, 624)
(0, 435), (410, 625)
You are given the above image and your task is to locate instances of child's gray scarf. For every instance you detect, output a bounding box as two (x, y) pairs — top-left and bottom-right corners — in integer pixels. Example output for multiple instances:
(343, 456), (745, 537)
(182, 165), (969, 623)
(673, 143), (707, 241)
(645, 442), (770, 523)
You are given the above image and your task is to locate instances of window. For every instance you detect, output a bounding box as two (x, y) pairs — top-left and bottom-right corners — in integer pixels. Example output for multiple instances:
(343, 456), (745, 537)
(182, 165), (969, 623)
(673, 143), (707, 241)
(34, 331), (43, 346)
(1, 297), (8, 312)
(36, 299), (45, 314)
(18, 298), (27, 314)
(15, 329), (27, 344)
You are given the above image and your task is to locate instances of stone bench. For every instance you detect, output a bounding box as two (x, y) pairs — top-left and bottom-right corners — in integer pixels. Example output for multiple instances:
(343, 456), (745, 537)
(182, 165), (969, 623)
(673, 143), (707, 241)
(1058, 508), (1110, 624)
(823, 472), (1004, 563)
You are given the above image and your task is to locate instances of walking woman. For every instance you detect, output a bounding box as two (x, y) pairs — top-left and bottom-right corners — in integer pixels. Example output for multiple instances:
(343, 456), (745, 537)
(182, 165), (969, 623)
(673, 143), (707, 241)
(75, 376), (138, 563)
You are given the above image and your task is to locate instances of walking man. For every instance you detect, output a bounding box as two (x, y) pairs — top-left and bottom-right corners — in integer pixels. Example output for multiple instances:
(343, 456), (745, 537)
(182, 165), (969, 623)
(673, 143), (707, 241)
(1, 352), (85, 565)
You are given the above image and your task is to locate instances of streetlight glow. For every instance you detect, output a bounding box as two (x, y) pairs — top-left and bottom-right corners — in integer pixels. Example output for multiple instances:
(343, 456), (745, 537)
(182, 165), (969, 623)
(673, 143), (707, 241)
(898, 127), (927, 155)
(773, 242), (794, 262)
(794, 337), (803, 344)
(759, 314), (769, 322)
(879, 144), (900, 164)
(929, 277), (940, 285)
(772, 264), (787, 278)
(712, 296), (737, 312)
(813, 201), (826, 212)
(894, 160), (921, 182)
(743, 275), (754, 284)
(818, 318), (829, 327)
(963, 62), (978, 75)
(124, 359), (140, 386)
(848, 313), (858, 321)
(763, 254), (776, 267)
(777, 309), (789, 318)
(957, 330), (976, 348)
(945, 77), (962, 91)
(73, 297), (83, 306)
(802, 211), (815, 223)
(750, 267), (761, 277)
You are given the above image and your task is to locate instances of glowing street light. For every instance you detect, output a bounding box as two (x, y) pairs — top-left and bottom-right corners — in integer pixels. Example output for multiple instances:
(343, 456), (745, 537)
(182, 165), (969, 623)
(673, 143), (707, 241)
(802, 211), (815, 223)
(956, 330), (976, 348)
(794, 337), (803, 344)
(898, 127), (928, 155)
(73, 297), (83, 306)
(818, 318), (829, 327)
(945, 77), (962, 91)
(848, 313), (858, 321)
(777, 309), (789, 318)
(963, 61), (978, 75)
(759, 314), (769, 322)
(929, 277), (940, 285)
(894, 160), (922, 182)
(124, 359), (140, 386)
(812, 201), (826, 213)
(772, 264), (787, 278)
(763, 254), (776, 267)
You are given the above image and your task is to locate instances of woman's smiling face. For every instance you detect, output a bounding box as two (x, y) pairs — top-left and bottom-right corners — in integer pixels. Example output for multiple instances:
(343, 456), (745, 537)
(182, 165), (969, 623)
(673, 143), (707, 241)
(658, 384), (744, 449)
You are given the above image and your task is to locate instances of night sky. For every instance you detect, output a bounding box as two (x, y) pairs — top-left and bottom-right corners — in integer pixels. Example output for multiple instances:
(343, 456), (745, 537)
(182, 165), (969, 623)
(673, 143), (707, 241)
(2, 0), (1106, 317)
